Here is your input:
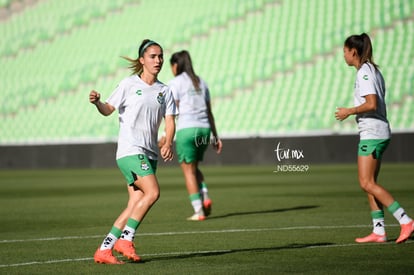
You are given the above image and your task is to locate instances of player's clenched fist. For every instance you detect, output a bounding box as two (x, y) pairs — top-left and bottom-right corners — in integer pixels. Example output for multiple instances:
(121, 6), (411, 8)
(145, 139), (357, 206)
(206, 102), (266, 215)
(89, 90), (101, 105)
(160, 144), (174, 162)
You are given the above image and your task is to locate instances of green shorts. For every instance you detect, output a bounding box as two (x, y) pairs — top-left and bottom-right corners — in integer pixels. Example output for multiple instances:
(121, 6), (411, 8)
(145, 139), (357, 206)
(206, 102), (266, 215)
(116, 154), (157, 185)
(358, 139), (390, 159)
(176, 127), (211, 163)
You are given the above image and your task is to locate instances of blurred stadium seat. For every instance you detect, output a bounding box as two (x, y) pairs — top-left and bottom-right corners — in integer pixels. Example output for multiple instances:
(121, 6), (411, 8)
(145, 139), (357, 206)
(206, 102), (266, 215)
(0, 0), (413, 144)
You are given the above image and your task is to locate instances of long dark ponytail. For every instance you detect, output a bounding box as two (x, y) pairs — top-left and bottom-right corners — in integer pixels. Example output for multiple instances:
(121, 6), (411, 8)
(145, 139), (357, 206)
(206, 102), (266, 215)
(344, 33), (379, 70)
(170, 50), (200, 91)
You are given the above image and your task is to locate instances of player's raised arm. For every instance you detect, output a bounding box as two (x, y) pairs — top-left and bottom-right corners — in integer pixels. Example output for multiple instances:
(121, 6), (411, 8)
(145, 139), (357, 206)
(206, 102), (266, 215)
(89, 90), (115, 116)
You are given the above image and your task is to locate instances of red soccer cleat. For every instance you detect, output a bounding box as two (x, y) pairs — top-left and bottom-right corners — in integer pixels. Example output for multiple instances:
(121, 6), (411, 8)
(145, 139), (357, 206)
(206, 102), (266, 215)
(187, 213), (206, 221)
(94, 248), (124, 264)
(355, 232), (387, 243)
(114, 239), (141, 262)
(396, 220), (414, 244)
(203, 199), (212, 217)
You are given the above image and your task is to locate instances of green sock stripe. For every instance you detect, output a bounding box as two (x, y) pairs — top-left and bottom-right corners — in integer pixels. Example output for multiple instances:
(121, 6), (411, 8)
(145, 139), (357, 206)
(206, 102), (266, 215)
(110, 226), (122, 238)
(387, 201), (401, 214)
(126, 218), (140, 230)
(189, 193), (201, 201)
(370, 210), (384, 219)
(201, 182), (208, 189)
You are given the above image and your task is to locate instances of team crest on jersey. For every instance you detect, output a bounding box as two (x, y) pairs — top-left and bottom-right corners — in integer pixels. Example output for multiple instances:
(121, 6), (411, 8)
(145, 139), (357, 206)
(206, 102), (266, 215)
(157, 92), (165, 104)
(141, 161), (150, 171)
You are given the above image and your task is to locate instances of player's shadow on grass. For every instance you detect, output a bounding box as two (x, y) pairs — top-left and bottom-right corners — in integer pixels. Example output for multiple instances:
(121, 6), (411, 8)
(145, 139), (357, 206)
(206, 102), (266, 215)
(139, 242), (333, 264)
(208, 205), (319, 220)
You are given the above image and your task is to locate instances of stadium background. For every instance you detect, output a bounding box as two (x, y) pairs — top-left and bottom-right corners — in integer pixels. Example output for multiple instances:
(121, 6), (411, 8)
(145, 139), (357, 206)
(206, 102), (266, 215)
(0, 0), (413, 168)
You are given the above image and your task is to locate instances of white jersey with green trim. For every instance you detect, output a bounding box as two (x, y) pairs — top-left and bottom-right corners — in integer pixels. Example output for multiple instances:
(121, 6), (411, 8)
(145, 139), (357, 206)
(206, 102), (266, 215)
(168, 72), (210, 131)
(354, 63), (391, 139)
(106, 75), (177, 160)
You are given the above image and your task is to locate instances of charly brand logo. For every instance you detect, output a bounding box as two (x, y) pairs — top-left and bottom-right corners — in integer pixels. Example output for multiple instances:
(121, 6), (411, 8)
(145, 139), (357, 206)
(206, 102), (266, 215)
(273, 141), (309, 173)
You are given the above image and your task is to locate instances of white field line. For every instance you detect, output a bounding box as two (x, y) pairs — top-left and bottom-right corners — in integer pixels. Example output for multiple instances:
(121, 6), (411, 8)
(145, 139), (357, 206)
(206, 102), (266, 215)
(0, 224), (400, 244)
(0, 224), (410, 268)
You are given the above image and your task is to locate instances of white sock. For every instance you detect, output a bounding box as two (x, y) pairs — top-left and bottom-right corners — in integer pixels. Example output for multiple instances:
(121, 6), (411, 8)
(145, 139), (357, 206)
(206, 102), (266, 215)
(191, 199), (203, 214)
(393, 208), (412, 225)
(120, 225), (135, 242)
(100, 233), (118, 250)
(200, 183), (209, 201)
(372, 218), (385, 235)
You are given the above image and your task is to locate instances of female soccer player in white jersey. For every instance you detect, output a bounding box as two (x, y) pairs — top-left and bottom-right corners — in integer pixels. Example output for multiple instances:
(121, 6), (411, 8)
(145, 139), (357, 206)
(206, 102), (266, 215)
(335, 33), (413, 243)
(89, 39), (177, 264)
(167, 50), (222, 221)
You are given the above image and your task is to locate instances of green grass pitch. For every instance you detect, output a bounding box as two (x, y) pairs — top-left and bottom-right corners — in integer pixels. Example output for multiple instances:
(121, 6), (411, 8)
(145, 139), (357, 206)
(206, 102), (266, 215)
(1, 164), (413, 274)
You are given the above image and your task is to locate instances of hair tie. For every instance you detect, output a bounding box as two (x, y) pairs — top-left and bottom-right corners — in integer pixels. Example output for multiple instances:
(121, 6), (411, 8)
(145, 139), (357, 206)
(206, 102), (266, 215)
(139, 40), (158, 57)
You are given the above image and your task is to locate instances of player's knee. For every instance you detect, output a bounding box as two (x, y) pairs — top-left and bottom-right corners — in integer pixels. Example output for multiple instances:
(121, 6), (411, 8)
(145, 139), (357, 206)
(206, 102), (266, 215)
(358, 177), (374, 192)
(147, 189), (160, 205)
